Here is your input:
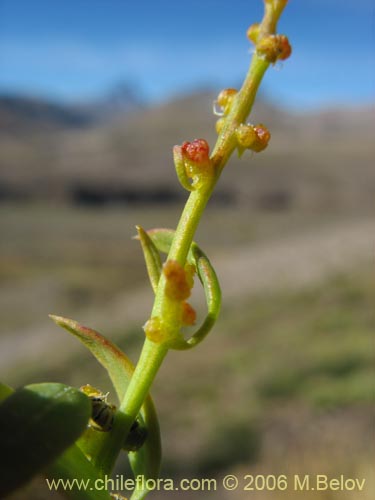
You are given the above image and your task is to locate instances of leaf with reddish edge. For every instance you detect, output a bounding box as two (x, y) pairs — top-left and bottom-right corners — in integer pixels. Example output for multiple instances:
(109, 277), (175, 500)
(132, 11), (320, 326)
(49, 315), (133, 402)
(49, 315), (161, 496)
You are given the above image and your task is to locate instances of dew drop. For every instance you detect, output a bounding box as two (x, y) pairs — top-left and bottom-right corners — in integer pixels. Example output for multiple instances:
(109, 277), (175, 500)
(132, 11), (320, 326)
(273, 61), (284, 71)
(213, 100), (224, 117)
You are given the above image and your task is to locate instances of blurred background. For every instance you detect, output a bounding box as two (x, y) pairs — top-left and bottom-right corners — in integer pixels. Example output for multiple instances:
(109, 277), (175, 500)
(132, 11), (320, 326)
(1, 0), (374, 498)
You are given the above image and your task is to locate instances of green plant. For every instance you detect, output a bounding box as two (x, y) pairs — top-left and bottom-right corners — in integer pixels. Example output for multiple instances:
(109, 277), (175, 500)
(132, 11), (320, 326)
(0, 1), (291, 498)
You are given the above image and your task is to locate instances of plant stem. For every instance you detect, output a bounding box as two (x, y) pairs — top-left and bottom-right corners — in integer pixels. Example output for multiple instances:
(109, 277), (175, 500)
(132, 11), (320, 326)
(112, 0), (289, 474)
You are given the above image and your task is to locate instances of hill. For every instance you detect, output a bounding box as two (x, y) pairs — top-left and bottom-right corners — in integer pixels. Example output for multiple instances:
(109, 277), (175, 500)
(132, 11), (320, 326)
(0, 91), (374, 211)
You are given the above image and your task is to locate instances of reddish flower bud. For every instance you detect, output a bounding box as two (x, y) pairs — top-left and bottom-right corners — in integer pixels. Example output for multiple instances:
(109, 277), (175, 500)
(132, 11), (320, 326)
(277, 35), (292, 60)
(252, 124), (271, 152)
(164, 260), (192, 301)
(182, 302), (197, 326)
(181, 139), (210, 164)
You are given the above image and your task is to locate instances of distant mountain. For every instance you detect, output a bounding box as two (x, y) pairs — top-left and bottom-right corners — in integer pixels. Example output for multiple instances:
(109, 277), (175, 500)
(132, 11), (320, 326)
(0, 90), (373, 211)
(0, 94), (94, 134)
(88, 82), (144, 118)
(0, 83), (144, 134)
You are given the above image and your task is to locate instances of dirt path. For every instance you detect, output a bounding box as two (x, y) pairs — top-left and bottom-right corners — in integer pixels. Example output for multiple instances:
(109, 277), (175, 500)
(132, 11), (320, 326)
(1, 218), (373, 376)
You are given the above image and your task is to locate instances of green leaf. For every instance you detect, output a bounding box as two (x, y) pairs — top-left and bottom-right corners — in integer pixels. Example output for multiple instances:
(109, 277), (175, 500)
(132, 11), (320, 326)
(135, 225), (162, 294)
(0, 383), (91, 497)
(50, 316), (162, 495)
(46, 444), (112, 500)
(0, 381), (14, 402)
(128, 396), (161, 500)
(173, 145), (194, 192)
(178, 243), (222, 349)
(146, 228), (176, 256)
(49, 315), (134, 402)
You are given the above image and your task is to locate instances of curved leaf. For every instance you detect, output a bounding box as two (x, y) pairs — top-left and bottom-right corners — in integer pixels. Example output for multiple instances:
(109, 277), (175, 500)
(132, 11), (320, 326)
(49, 315), (133, 402)
(175, 243), (221, 349)
(0, 382), (91, 497)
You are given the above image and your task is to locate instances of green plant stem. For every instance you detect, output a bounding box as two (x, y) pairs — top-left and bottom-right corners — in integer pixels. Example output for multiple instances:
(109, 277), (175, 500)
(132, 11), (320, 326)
(212, 54), (270, 172)
(107, 0), (288, 475)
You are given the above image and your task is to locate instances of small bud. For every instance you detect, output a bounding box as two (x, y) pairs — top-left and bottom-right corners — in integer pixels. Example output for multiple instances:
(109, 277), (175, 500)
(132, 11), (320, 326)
(216, 117), (225, 134)
(256, 35), (279, 63)
(181, 139), (210, 164)
(163, 260), (192, 301)
(216, 88), (238, 115)
(236, 124), (258, 149)
(182, 302), (197, 326)
(277, 34), (292, 60)
(179, 138), (213, 188)
(252, 124), (271, 152)
(257, 34), (291, 63)
(144, 316), (165, 343)
(247, 23), (260, 44)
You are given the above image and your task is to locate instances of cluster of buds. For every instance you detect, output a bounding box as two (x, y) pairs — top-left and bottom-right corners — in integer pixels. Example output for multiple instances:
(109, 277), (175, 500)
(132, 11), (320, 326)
(236, 123), (271, 155)
(247, 24), (291, 64)
(173, 138), (213, 191)
(144, 260), (196, 345)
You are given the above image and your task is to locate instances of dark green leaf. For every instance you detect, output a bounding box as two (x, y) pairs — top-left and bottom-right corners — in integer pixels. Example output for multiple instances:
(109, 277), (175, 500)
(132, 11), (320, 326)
(0, 383), (91, 497)
(46, 444), (112, 500)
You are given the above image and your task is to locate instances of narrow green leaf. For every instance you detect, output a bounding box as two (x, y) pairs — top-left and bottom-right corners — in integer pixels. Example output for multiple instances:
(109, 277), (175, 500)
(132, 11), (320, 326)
(135, 225), (162, 294)
(0, 383), (91, 497)
(46, 444), (112, 500)
(173, 145), (194, 192)
(0, 381), (14, 402)
(49, 315), (134, 402)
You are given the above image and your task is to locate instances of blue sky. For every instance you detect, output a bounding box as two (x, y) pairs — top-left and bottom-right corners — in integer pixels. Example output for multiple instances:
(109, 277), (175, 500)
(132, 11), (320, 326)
(0, 0), (374, 110)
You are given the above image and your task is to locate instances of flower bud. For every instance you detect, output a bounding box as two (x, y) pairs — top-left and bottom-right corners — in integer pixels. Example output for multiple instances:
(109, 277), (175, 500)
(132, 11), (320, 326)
(247, 23), (260, 44)
(181, 138), (210, 164)
(144, 316), (165, 343)
(277, 34), (292, 60)
(257, 34), (291, 63)
(216, 88), (238, 115)
(163, 260), (192, 301)
(182, 302), (197, 326)
(236, 124), (258, 149)
(252, 124), (271, 152)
